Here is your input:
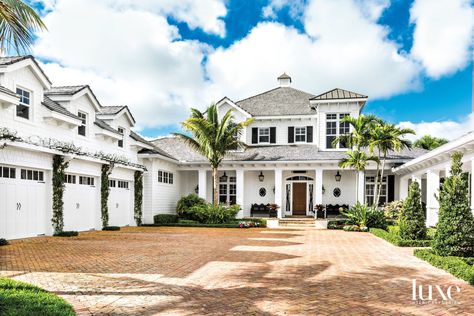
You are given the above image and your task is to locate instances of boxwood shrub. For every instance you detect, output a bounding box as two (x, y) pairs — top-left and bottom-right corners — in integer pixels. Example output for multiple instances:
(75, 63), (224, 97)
(102, 226), (121, 231)
(154, 214), (179, 224)
(0, 238), (8, 246)
(176, 194), (206, 220)
(53, 231), (78, 237)
(370, 226), (432, 247)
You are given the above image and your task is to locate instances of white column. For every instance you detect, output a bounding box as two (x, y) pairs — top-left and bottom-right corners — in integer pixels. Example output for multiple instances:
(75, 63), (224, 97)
(274, 169), (283, 218)
(471, 159), (474, 215)
(411, 174), (421, 184)
(198, 170), (207, 201)
(236, 169), (244, 218)
(426, 170), (440, 227)
(315, 168), (323, 205)
(357, 171), (365, 203)
(399, 176), (409, 200)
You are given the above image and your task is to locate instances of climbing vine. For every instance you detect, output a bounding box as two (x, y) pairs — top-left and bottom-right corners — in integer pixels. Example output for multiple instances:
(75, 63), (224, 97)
(134, 171), (144, 226)
(101, 164), (113, 228)
(52, 155), (68, 234)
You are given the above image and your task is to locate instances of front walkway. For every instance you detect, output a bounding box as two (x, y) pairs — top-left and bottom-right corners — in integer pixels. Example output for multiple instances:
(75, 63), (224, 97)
(1, 227), (473, 315)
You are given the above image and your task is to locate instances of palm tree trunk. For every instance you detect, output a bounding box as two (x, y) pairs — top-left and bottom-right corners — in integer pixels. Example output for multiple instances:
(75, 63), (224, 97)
(373, 154), (381, 207)
(212, 167), (219, 207)
(374, 152), (387, 207)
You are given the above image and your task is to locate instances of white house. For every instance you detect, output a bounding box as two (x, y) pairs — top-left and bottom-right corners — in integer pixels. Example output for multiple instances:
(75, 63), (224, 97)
(0, 56), (442, 240)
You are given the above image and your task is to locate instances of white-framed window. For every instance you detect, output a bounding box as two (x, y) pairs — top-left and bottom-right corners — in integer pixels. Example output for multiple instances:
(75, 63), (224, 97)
(79, 176), (95, 186)
(365, 176), (387, 206)
(118, 127), (124, 148)
(78, 111), (87, 136)
(0, 166), (16, 179)
(19, 168), (44, 182)
(158, 170), (174, 185)
(65, 174), (76, 184)
(326, 113), (350, 149)
(218, 175), (236, 204)
(109, 179), (116, 188)
(295, 127), (306, 142)
(258, 127), (270, 143)
(117, 180), (129, 189)
(16, 87), (31, 120)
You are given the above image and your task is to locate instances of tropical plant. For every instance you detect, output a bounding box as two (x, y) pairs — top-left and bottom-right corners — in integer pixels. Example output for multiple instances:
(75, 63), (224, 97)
(174, 104), (253, 206)
(0, 0), (47, 54)
(399, 181), (426, 240)
(176, 194), (206, 219)
(433, 152), (474, 257)
(368, 122), (414, 206)
(343, 202), (386, 229)
(383, 200), (403, 220)
(413, 135), (448, 150)
(332, 114), (381, 150)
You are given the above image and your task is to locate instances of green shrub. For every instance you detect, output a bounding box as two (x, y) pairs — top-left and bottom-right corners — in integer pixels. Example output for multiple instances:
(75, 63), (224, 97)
(102, 226), (120, 231)
(178, 219), (199, 224)
(383, 200), (403, 220)
(343, 203), (387, 229)
(343, 225), (361, 232)
(414, 249), (474, 285)
(154, 214), (179, 224)
(188, 203), (240, 224)
(327, 219), (346, 230)
(0, 238), (8, 246)
(242, 218), (267, 228)
(370, 226), (432, 247)
(399, 181), (426, 240)
(433, 152), (474, 257)
(176, 194), (206, 220)
(53, 231), (78, 237)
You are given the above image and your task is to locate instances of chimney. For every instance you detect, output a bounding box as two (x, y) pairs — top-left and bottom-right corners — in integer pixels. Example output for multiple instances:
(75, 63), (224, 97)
(277, 73), (291, 87)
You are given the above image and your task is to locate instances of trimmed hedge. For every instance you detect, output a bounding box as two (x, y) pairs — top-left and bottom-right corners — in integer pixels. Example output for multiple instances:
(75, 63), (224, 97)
(53, 231), (78, 237)
(242, 218), (267, 228)
(102, 226), (121, 231)
(370, 227), (432, 247)
(147, 218), (266, 228)
(414, 249), (474, 285)
(0, 238), (8, 246)
(154, 214), (179, 224)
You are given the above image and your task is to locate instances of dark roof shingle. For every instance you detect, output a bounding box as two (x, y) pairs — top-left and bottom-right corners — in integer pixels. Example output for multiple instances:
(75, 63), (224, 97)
(0, 85), (19, 98)
(42, 96), (81, 120)
(46, 85), (88, 95)
(94, 118), (121, 135)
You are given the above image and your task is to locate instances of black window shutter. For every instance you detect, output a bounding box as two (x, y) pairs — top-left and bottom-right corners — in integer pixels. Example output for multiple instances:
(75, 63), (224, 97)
(252, 128), (258, 144)
(288, 127), (294, 143)
(307, 126), (313, 143)
(387, 175), (395, 202)
(270, 127), (276, 144)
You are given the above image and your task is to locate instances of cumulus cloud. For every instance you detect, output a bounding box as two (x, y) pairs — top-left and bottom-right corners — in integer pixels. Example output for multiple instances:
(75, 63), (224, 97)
(410, 0), (474, 78)
(262, 0), (307, 19)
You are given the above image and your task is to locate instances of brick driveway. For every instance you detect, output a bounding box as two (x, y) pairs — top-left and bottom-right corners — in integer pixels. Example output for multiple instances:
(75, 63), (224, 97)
(1, 227), (473, 315)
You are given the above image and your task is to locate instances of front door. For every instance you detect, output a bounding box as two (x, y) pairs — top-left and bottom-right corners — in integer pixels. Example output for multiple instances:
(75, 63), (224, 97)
(292, 183), (307, 215)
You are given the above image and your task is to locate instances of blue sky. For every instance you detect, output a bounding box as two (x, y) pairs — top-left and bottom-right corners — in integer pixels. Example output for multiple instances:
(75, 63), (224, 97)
(30, 0), (473, 140)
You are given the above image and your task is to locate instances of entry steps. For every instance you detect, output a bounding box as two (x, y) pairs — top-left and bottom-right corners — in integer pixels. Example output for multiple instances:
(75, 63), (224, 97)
(278, 217), (328, 229)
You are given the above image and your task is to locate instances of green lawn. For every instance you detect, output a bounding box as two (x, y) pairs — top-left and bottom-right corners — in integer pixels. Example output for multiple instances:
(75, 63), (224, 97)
(0, 278), (75, 316)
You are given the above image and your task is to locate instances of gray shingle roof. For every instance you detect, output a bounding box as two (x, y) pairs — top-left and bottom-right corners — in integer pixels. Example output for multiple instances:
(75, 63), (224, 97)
(0, 55), (52, 85)
(99, 105), (137, 124)
(42, 96), (81, 120)
(311, 88), (367, 100)
(0, 85), (19, 98)
(46, 85), (88, 95)
(150, 137), (427, 163)
(235, 87), (316, 116)
(94, 118), (121, 135)
(277, 73), (291, 81)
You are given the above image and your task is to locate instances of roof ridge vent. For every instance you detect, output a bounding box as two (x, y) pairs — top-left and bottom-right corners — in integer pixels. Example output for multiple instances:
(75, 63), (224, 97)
(277, 72), (291, 87)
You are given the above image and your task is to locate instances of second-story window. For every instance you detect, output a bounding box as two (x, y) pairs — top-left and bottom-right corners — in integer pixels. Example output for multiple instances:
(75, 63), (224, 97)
(258, 127), (270, 143)
(16, 88), (31, 120)
(118, 127), (124, 148)
(326, 113), (350, 149)
(78, 111), (87, 136)
(295, 127), (306, 142)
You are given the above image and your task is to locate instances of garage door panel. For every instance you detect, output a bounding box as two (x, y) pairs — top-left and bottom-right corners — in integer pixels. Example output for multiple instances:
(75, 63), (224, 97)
(108, 183), (132, 227)
(64, 183), (97, 232)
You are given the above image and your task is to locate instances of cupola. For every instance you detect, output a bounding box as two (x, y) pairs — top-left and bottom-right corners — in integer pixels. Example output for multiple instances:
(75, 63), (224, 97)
(277, 73), (292, 87)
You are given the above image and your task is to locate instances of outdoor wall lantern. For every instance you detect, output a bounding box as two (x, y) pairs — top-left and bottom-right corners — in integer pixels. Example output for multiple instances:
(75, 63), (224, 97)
(322, 185), (326, 194)
(335, 171), (342, 182)
(194, 185), (199, 194)
(258, 171), (265, 182)
(220, 172), (228, 182)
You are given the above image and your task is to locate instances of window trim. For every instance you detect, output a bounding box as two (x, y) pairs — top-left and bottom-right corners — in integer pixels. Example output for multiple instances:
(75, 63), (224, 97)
(218, 174), (236, 205)
(326, 113), (350, 149)
(158, 170), (174, 185)
(15, 87), (31, 120)
(365, 175), (387, 206)
(295, 127), (307, 143)
(78, 111), (87, 136)
(118, 127), (124, 148)
(258, 127), (270, 144)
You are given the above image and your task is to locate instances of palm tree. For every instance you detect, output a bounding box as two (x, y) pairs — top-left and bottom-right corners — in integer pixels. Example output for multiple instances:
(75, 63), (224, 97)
(413, 135), (448, 150)
(369, 122), (415, 206)
(339, 149), (379, 204)
(174, 104), (253, 206)
(332, 114), (381, 150)
(0, 0), (46, 54)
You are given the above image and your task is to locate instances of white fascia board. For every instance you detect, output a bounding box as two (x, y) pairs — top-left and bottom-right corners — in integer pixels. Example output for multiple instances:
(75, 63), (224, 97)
(309, 98), (368, 105)
(253, 114), (317, 120)
(216, 97), (252, 118)
(45, 111), (83, 126)
(73, 88), (101, 111)
(95, 129), (122, 140)
(137, 153), (178, 164)
(130, 140), (153, 150)
(0, 91), (20, 107)
(97, 109), (135, 127)
(0, 59), (51, 89)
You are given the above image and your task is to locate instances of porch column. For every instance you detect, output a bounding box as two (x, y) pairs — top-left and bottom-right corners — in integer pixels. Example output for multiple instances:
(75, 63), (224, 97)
(315, 168), (323, 205)
(426, 169), (440, 227)
(198, 170), (207, 201)
(357, 171), (365, 204)
(274, 169), (283, 218)
(399, 176), (409, 200)
(236, 169), (244, 218)
(411, 174), (421, 184)
(471, 158), (474, 215)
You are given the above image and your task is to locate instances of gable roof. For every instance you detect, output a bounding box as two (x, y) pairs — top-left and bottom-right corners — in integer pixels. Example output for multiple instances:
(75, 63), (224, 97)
(46, 85), (88, 95)
(0, 55), (52, 87)
(310, 88), (367, 101)
(99, 105), (136, 125)
(42, 96), (81, 120)
(235, 86), (316, 116)
(94, 118), (121, 135)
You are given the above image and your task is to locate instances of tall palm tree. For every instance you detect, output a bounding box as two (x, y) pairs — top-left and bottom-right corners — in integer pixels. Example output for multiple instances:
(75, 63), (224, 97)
(0, 0), (46, 54)
(174, 104), (253, 206)
(369, 123), (415, 206)
(332, 114), (381, 150)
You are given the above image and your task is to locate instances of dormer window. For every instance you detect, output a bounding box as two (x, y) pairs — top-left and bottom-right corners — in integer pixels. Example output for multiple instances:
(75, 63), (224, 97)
(78, 111), (87, 136)
(295, 127), (306, 142)
(16, 88), (31, 120)
(326, 113), (350, 149)
(258, 127), (270, 143)
(118, 127), (124, 148)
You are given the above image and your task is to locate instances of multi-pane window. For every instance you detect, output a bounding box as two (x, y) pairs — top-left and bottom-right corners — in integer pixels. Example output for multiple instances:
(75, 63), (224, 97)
(16, 88), (30, 119)
(19, 168), (44, 182)
(109, 179), (116, 188)
(365, 176), (387, 206)
(65, 174), (76, 184)
(78, 111), (87, 136)
(218, 175), (236, 205)
(0, 166), (16, 179)
(118, 127), (124, 148)
(295, 127), (306, 142)
(158, 170), (174, 185)
(326, 113), (350, 149)
(117, 180), (129, 189)
(79, 176), (95, 186)
(258, 127), (270, 143)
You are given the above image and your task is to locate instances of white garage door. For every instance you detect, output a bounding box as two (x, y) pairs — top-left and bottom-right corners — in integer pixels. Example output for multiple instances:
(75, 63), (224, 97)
(108, 179), (132, 227)
(0, 166), (46, 240)
(63, 174), (97, 232)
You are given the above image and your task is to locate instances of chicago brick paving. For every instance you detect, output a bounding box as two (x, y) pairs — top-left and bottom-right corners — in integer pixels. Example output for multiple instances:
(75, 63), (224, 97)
(1, 226), (473, 315)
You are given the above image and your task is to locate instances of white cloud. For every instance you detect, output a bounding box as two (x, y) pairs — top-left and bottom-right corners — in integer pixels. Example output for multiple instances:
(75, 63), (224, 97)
(410, 0), (474, 78)
(398, 114), (474, 142)
(262, 0), (307, 19)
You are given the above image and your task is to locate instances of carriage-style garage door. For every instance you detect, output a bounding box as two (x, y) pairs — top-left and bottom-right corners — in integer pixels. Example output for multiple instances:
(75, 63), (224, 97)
(0, 166), (46, 239)
(63, 174), (98, 232)
(108, 179), (132, 227)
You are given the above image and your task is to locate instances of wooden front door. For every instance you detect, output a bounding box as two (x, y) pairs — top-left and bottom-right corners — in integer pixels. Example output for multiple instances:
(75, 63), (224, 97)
(292, 183), (307, 215)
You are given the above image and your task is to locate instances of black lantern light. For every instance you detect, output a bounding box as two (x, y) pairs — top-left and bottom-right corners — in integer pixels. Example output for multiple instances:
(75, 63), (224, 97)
(220, 172), (228, 182)
(335, 171), (342, 182)
(194, 185), (199, 194)
(258, 171), (265, 182)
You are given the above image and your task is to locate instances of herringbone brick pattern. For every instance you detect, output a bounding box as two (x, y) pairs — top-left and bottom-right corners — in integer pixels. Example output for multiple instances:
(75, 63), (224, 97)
(1, 227), (473, 315)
